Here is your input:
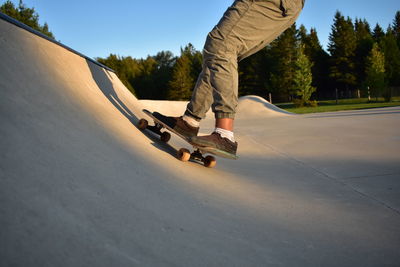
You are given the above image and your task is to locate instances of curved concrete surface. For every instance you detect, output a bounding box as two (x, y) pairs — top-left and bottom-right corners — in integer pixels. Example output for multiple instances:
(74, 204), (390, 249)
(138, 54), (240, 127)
(1, 17), (400, 267)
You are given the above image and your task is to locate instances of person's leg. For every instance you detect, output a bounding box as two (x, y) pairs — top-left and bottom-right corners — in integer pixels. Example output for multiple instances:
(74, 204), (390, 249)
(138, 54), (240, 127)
(187, 0), (304, 123)
(216, 118), (234, 131)
(189, 0), (304, 153)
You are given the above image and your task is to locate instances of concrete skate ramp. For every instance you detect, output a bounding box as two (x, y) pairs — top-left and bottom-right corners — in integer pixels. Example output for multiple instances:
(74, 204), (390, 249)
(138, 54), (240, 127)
(1, 15), (400, 267)
(140, 95), (291, 119)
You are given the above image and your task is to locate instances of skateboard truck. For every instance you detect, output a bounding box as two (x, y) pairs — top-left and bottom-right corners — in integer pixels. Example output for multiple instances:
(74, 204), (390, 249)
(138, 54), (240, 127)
(177, 148), (216, 168)
(138, 118), (171, 143)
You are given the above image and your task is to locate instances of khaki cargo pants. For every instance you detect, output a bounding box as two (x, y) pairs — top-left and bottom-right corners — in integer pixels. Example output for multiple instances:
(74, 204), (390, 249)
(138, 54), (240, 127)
(186, 0), (304, 120)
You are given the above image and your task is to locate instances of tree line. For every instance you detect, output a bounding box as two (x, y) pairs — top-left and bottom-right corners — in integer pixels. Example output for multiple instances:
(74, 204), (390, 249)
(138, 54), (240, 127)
(97, 10), (400, 105)
(2, 1), (399, 105)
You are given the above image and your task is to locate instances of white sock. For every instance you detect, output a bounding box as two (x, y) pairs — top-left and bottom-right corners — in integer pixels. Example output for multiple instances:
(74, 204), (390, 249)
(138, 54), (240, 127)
(183, 115), (200, 128)
(215, 127), (235, 142)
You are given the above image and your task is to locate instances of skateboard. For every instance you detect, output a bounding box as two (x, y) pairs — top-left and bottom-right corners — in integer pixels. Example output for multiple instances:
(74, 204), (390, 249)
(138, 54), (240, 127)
(138, 109), (238, 168)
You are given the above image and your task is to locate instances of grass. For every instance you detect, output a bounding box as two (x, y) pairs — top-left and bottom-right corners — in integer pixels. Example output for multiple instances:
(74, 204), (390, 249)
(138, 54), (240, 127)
(276, 97), (400, 114)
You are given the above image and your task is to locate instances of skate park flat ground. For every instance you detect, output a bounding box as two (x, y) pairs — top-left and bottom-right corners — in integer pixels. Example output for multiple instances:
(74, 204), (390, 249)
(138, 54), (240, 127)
(1, 16), (400, 266)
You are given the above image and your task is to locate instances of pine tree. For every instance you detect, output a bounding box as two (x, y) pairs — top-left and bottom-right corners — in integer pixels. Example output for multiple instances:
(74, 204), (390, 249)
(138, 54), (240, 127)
(392, 11), (400, 47)
(152, 51), (176, 99)
(372, 23), (385, 43)
(238, 47), (269, 97)
(135, 56), (158, 98)
(381, 29), (400, 88)
(239, 54), (259, 96)
(167, 54), (193, 100)
(180, 43), (202, 82)
(297, 26), (331, 99)
(328, 11), (357, 95)
(365, 43), (386, 101)
(297, 24), (308, 44)
(0, 0), (54, 38)
(354, 18), (374, 89)
(269, 24), (298, 101)
(292, 44), (316, 106)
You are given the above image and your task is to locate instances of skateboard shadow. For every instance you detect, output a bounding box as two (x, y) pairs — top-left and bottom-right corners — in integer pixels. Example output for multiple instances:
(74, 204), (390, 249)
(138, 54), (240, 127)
(86, 61), (204, 165)
(142, 128), (178, 158)
(86, 60), (140, 125)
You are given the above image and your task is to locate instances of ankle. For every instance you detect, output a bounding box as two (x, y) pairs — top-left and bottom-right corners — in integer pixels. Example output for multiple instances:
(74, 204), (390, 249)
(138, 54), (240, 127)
(215, 118), (234, 132)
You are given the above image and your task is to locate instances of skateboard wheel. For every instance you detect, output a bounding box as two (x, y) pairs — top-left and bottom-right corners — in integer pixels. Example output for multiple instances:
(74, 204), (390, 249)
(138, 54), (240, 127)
(138, 119), (148, 130)
(204, 155), (216, 168)
(177, 148), (191, 162)
(160, 132), (171, 143)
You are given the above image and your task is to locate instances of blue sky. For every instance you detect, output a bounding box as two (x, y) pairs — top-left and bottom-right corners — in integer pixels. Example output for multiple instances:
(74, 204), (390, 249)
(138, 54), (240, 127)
(5, 0), (400, 59)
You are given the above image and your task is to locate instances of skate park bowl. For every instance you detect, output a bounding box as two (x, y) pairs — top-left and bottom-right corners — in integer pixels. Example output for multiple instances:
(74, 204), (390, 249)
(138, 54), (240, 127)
(1, 12), (400, 267)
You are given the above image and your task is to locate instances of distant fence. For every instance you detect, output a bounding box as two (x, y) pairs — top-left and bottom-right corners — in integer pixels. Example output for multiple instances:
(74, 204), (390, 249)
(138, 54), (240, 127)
(335, 87), (400, 100)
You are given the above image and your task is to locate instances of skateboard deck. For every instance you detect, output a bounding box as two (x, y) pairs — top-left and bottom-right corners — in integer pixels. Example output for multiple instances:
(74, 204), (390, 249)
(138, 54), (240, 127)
(138, 109), (238, 168)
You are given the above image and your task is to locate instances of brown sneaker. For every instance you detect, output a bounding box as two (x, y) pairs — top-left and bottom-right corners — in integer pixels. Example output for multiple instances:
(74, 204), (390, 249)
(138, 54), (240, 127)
(189, 132), (238, 155)
(153, 112), (199, 138)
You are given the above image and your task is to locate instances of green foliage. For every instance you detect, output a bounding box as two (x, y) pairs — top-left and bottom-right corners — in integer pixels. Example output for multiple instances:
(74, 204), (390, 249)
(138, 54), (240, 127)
(151, 51), (176, 99)
(328, 11), (357, 90)
(269, 24), (298, 101)
(238, 48), (269, 97)
(372, 24), (385, 43)
(167, 54), (194, 100)
(97, 51), (178, 99)
(0, 0), (54, 38)
(365, 43), (386, 100)
(180, 43), (202, 81)
(166, 43), (202, 101)
(354, 18), (374, 88)
(292, 44), (316, 107)
(381, 29), (400, 88)
(299, 27), (331, 99)
(392, 11), (400, 47)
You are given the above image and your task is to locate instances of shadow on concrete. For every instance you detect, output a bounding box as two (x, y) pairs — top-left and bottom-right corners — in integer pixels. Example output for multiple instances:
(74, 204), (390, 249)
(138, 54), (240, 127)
(85, 60), (185, 158)
(86, 60), (139, 125)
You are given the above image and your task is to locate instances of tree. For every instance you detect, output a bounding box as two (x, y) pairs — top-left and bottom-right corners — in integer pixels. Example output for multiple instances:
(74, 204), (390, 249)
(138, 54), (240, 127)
(167, 54), (193, 100)
(365, 43), (386, 101)
(392, 11), (400, 47)
(0, 0), (54, 38)
(381, 29), (400, 90)
(180, 43), (202, 82)
(238, 47), (269, 97)
(292, 44), (316, 106)
(134, 56), (158, 98)
(151, 51), (176, 99)
(354, 18), (374, 89)
(372, 23), (385, 43)
(269, 24), (298, 101)
(165, 44), (203, 100)
(328, 11), (357, 95)
(298, 26), (331, 99)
